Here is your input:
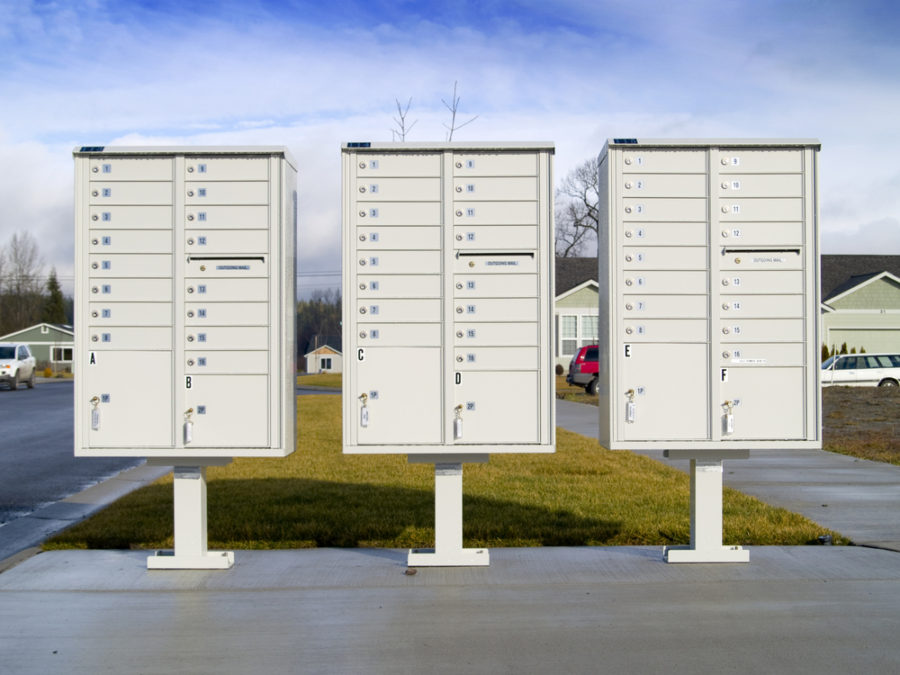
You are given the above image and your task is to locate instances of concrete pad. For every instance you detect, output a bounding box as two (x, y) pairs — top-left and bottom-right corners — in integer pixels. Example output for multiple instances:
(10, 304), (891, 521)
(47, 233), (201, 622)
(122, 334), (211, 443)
(1, 547), (899, 674)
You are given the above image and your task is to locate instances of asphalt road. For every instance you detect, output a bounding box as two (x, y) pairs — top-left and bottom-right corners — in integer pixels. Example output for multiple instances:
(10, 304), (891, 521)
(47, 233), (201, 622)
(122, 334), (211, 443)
(0, 380), (141, 524)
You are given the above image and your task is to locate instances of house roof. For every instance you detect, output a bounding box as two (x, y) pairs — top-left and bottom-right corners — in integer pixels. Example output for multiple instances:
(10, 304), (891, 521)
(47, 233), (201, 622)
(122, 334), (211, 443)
(304, 335), (341, 356)
(821, 255), (900, 302)
(556, 257), (597, 295)
(0, 322), (74, 341)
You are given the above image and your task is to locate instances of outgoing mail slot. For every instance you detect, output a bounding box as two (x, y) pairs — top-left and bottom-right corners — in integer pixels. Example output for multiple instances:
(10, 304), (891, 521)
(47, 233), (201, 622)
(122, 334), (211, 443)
(624, 247), (707, 270)
(89, 158), (173, 181)
(92, 278), (172, 302)
(357, 250), (441, 275)
(356, 323), (441, 347)
(184, 157), (268, 181)
(357, 227), (440, 250)
(89, 254), (172, 278)
(358, 275), (441, 298)
(622, 222), (707, 246)
(356, 202), (441, 226)
(717, 150), (802, 173)
(452, 153), (537, 176)
(358, 298), (441, 323)
(620, 271), (707, 294)
(453, 347), (537, 370)
(88, 206), (173, 229)
(356, 177), (441, 201)
(453, 201), (537, 226)
(719, 295), (803, 318)
(719, 222), (803, 247)
(89, 182), (172, 205)
(453, 322), (538, 346)
(620, 173), (706, 197)
(453, 176), (537, 201)
(621, 198), (707, 222)
(88, 230), (172, 253)
(621, 150), (706, 173)
(720, 270), (804, 294)
(184, 375), (269, 447)
(90, 302), (172, 326)
(185, 256), (268, 278)
(718, 198), (802, 221)
(185, 181), (269, 205)
(185, 350), (268, 374)
(88, 326), (172, 350)
(185, 230), (268, 254)
(718, 174), (802, 197)
(453, 371), (538, 444)
(453, 274), (537, 298)
(454, 253), (537, 274)
(720, 343), (804, 367)
(623, 295), (707, 319)
(719, 367), (804, 440)
(185, 302), (269, 326)
(720, 250), (803, 270)
(185, 277), (268, 302)
(185, 205), (269, 229)
(721, 319), (804, 342)
(356, 153), (441, 177)
(455, 298), (537, 322)
(453, 225), (536, 249)
(621, 319), (708, 342)
(185, 326), (268, 350)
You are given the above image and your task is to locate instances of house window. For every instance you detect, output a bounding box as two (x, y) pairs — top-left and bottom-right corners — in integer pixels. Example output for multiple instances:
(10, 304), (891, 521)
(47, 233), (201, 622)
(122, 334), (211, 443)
(321, 357), (332, 370)
(558, 313), (600, 357)
(52, 347), (73, 362)
(41, 325), (49, 334)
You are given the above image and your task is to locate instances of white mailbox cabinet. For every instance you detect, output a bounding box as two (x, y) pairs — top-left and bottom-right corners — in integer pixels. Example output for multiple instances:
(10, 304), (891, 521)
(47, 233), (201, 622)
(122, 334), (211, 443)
(598, 139), (821, 452)
(74, 146), (297, 459)
(341, 142), (555, 455)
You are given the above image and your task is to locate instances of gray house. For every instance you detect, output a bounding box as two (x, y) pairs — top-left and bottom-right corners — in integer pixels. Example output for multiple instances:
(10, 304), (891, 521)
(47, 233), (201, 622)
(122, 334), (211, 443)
(0, 323), (74, 371)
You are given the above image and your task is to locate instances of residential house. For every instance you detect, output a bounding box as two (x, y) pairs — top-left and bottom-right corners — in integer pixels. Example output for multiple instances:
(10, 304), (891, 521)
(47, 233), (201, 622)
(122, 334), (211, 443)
(0, 323), (74, 371)
(304, 335), (342, 373)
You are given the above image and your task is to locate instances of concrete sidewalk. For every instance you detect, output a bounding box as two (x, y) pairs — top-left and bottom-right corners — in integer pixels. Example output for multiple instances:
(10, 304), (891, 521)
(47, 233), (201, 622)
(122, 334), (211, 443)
(558, 399), (900, 551)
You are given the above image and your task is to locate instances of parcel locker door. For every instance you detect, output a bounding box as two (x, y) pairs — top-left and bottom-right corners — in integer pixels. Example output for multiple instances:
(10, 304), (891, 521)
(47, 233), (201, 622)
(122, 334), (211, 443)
(454, 371), (538, 444)
(720, 368), (805, 440)
(185, 375), (269, 447)
(355, 347), (441, 444)
(619, 343), (708, 441)
(87, 351), (173, 448)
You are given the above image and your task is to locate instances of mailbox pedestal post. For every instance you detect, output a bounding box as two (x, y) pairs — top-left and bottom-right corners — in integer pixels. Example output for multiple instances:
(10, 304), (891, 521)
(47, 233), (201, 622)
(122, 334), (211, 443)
(663, 450), (749, 563)
(147, 459), (234, 570)
(407, 455), (489, 567)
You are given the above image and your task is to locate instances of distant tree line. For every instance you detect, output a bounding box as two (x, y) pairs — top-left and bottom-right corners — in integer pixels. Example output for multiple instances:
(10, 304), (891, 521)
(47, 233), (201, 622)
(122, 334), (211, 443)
(0, 231), (71, 336)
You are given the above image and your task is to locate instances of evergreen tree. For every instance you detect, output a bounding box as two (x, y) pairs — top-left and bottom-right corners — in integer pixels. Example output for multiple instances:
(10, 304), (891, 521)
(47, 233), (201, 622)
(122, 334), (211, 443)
(42, 268), (67, 324)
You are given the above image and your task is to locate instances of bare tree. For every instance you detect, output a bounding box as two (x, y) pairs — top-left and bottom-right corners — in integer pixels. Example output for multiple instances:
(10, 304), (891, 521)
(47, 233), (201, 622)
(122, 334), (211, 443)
(555, 157), (601, 257)
(442, 81), (478, 141)
(0, 231), (45, 333)
(391, 97), (418, 142)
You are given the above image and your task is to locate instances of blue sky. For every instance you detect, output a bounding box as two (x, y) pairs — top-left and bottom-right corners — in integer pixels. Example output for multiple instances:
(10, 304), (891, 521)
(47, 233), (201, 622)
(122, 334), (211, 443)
(2, 0), (899, 295)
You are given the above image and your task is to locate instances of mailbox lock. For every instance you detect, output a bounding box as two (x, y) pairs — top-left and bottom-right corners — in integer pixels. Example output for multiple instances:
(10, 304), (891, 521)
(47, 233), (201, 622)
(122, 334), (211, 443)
(92, 214), (99, 221)
(187, 166), (194, 173)
(625, 181), (632, 189)
(456, 186), (463, 192)
(187, 311), (195, 318)
(91, 262), (99, 269)
(468, 261), (475, 268)
(187, 190), (195, 197)
(734, 257), (742, 264)
(359, 210), (366, 217)
(722, 303), (730, 310)
(456, 330), (464, 338)
(359, 259), (367, 266)
(200, 265), (206, 271)
(456, 306), (464, 314)
(92, 166), (99, 173)
(625, 278), (633, 286)
(91, 335), (99, 342)
(457, 355), (464, 363)
(721, 279), (729, 286)
(187, 214), (194, 221)
(625, 230), (632, 238)
(359, 307), (367, 314)
(91, 190), (99, 197)
(91, 311), (98, 318)
(187, 286), (195, 293)
(624, 157), (632, 165)
(721, 206), (729, 213)
(359, 161), (366, 169)
(359, 234), (366, 241)
(625, 303), (633, 311)
(91, 286), (99, 294)
(625, 255), (633, 262)
(359, 186), (366, 193)
(456, 210), (463, 217)
(624, 206), (632, 214)
(625, 327), (633, 335)
(359, 283), (367, 290)
(91, 238), (99, 245)
(187, 238), (195, 245)
(187, 335), (195, 342)
(722, 327), (730, 335)
(456, 234), (463, 241)
(456, 282), (463, 289)
(456, 161), (463, 168)
(359, 331), (367, 338)
(722, 351), (731, 359)
(187, 359), (195, 366)
(721, 230), (729, 238)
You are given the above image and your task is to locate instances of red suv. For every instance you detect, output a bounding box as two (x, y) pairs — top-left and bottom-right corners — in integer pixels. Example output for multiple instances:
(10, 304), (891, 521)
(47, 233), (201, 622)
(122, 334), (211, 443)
(566, 345), (599, 395)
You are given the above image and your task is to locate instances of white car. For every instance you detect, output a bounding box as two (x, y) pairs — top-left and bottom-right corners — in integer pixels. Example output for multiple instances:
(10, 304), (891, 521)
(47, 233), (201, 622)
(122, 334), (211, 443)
(0, 342), (36, 390)
(821, 353), (900, 387)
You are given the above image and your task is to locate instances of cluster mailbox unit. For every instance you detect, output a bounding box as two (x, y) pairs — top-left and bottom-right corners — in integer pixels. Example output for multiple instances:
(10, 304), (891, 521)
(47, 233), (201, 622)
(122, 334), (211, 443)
(598, 138), (821, 562)
(73, 146), (297, 569)
(342, 142), (555, 566)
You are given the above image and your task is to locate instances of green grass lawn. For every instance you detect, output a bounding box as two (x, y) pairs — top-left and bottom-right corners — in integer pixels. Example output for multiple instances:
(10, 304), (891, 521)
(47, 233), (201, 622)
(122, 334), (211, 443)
(45, 395), (846, 551)
(297, 372), (342, 388)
